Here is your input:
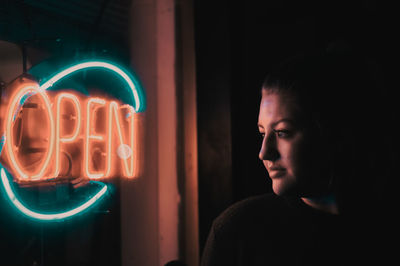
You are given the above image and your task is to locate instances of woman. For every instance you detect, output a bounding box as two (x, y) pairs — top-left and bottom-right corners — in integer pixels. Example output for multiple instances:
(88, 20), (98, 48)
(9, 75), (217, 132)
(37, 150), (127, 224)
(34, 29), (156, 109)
(201, 50), (393, 265)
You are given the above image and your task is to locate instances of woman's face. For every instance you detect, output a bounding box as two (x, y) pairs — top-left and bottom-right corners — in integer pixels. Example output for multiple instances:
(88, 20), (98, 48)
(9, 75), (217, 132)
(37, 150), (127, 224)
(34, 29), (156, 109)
(258, 90), (327, 196)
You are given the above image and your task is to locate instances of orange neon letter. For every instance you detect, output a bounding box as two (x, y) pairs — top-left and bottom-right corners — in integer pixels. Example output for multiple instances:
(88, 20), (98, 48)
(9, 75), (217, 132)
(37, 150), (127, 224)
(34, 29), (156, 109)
(5, 86), (55, 180)
(106, 101), (135, 178)
(54, 93), (81, 177)
(85, 98), (106, 179)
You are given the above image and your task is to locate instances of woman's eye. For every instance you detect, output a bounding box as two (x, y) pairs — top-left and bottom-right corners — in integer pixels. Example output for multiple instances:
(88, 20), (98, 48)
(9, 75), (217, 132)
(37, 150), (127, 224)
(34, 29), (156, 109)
(274, 129), (291, 138)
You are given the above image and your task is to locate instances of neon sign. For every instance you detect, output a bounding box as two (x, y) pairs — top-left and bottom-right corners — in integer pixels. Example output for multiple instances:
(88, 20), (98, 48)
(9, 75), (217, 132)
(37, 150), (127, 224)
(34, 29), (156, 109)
(0, 60), (145, 221)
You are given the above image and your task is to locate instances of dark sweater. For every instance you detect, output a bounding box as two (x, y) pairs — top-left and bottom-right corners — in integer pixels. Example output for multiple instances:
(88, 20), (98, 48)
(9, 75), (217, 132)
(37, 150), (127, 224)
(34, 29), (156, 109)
(201, 193), (386, 266)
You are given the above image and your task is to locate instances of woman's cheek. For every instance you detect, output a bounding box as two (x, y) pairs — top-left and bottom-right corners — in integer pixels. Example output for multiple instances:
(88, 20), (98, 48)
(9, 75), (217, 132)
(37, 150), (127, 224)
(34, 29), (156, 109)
(283, 135), (308, 178)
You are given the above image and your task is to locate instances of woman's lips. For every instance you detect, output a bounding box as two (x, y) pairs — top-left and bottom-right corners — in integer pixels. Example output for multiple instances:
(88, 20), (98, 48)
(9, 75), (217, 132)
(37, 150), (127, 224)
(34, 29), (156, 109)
(268, 168), (286, 178)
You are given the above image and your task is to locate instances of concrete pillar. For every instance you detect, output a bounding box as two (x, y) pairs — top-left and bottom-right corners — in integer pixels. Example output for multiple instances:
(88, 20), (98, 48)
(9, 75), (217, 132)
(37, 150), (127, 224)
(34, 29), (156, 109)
(121, 0), (181, 265)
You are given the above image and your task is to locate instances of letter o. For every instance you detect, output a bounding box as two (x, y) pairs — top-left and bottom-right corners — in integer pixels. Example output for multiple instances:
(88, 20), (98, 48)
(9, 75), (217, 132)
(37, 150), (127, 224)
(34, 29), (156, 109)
(5, 85), (55, 180)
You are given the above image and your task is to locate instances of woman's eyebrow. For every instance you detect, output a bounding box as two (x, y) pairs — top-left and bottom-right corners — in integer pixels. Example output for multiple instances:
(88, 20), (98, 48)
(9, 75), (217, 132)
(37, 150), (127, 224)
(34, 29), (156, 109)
(258, 118), (294, 129)
(270, 118), (294, 128)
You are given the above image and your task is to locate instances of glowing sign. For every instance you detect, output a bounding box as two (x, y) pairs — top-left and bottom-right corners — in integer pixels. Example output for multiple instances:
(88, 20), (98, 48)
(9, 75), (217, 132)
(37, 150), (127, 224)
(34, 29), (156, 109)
(5, 91), (136, 181)
(5, 84), (56, 180)
(55, 93), (81, 178)
(1, 168), (107, 221)
(0, 60), (145, 221)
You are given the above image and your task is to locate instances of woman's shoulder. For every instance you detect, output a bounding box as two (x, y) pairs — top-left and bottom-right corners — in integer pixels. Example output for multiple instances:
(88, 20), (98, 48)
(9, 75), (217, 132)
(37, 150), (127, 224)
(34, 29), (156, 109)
(211, 193), (290, 234)
(202, 194), (289, 265)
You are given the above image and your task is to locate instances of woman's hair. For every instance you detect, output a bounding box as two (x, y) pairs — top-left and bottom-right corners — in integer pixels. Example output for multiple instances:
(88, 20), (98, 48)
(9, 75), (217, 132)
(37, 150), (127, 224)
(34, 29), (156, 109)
(261, 49), (392, 216)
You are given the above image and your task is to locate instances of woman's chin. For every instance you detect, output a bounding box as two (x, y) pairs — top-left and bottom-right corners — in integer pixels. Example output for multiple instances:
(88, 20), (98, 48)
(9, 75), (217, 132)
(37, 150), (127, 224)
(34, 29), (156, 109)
(271, 178), (297, 196)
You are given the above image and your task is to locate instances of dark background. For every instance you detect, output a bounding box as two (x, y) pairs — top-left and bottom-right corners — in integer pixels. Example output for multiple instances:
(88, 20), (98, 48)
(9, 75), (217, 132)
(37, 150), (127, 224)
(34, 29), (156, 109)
(194, 0), (399, 253)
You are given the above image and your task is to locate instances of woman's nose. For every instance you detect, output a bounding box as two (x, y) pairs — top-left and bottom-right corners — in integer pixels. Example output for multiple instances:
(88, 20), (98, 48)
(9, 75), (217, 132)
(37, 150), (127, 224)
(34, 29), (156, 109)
(259, 133), (279, 161)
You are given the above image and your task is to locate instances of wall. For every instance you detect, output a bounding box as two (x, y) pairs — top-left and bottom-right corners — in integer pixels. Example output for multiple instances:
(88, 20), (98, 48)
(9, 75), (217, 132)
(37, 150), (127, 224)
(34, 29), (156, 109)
(122, 0), (198, 265)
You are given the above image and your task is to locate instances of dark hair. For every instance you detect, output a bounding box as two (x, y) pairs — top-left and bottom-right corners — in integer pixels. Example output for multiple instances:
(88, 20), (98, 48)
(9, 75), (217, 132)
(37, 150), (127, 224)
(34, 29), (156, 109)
(262, 49), (391, 216)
